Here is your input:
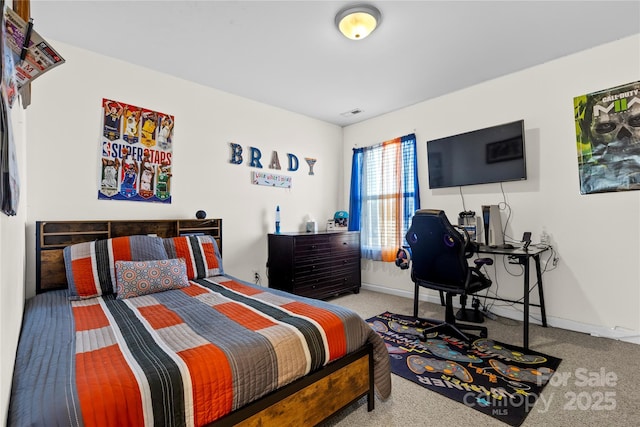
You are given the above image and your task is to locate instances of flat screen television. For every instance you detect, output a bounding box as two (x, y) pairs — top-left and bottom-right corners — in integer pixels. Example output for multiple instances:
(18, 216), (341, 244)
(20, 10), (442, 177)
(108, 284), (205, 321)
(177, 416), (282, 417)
(426, 119), (527, 189)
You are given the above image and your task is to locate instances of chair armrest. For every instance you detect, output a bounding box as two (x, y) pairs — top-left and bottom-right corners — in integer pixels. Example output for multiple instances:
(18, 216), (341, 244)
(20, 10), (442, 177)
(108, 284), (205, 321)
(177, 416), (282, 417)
(474, 257), (494, 267)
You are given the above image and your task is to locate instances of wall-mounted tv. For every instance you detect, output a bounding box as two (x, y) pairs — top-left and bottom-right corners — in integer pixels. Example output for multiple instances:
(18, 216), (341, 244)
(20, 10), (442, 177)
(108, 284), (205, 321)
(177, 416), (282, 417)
(426, 119), (527, 189)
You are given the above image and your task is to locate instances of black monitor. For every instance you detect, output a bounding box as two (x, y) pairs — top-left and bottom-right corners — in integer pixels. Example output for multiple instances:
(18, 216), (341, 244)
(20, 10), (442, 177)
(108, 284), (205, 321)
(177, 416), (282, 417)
(426, 120), (527, 189)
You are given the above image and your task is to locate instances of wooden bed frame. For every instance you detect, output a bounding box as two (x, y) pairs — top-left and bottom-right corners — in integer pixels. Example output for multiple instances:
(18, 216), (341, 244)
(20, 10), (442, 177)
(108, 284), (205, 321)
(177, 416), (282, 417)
(34, 219), (375, 425)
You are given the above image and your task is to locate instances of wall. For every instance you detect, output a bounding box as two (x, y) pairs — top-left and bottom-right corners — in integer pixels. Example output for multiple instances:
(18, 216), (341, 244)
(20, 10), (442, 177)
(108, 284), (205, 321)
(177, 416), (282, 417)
(21, 42), (343, 299)
(0, 102), (27, 422)
(343, 35), (640, 343)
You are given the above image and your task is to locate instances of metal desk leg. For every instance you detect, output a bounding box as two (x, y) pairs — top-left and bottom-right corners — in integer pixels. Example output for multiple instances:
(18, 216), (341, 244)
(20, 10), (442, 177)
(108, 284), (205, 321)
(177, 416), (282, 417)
(535, 255), (548, 327)
(523, 257), (530, 350)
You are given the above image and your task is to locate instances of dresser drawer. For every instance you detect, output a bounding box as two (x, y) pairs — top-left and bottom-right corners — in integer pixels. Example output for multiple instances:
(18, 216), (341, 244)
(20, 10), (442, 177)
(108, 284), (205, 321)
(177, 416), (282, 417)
(295, 278), (359, 299)
(294, 236), (332, 258)
(331, 233), (360, 254)
(293, 260), (333, 282)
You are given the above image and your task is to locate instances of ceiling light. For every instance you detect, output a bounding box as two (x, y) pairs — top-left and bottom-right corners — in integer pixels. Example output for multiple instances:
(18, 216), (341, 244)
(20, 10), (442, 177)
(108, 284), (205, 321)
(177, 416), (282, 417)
(335, 4), (381, 40)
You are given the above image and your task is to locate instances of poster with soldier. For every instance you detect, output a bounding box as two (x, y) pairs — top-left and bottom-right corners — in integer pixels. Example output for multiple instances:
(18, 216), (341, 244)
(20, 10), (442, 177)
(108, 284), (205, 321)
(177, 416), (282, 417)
(98, 98), (174, 203)
(574, 81), (640, 194)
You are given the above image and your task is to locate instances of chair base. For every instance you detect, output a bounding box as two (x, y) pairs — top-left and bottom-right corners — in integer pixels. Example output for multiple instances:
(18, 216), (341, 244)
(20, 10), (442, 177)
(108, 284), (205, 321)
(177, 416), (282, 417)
(416, 317), (487, 344)
(455, 307), (484, 324)
(413, 287), (488, 344)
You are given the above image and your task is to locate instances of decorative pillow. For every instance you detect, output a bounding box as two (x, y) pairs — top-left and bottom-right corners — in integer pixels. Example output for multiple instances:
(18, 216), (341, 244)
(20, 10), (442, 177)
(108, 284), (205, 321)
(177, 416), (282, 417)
(163, 235), (223, 279)
(115, 258), (190, 299)
(63, 235), (168, 300)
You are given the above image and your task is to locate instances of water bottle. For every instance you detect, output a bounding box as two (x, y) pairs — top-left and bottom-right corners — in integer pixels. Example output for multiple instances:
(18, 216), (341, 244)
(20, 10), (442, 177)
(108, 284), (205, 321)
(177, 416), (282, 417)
(275, 205), (281, 234)
(540, 229), (550, 246)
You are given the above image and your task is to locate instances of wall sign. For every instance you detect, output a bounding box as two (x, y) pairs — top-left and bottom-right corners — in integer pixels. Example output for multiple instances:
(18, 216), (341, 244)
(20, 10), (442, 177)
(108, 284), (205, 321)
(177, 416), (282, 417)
(251, 171), (292, 188)
(98, 98), (175, 203)
(230, 143), (317, 171)
(229, 142), (318, 189)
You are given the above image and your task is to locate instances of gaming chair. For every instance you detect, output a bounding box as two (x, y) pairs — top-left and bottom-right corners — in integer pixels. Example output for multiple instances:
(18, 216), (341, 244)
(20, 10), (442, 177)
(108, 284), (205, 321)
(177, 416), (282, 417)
(405, 209), (493, 343)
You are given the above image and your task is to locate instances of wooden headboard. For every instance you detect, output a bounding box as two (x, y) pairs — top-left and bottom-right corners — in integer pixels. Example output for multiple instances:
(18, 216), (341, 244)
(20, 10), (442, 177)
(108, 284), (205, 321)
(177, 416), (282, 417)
(36, 219), (222, 293)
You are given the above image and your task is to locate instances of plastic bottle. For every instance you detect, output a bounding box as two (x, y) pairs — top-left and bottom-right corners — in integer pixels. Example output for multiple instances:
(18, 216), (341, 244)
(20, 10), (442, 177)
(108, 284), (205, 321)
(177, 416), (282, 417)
(275, 206), (281, 234)
(540, 228), (550, 246)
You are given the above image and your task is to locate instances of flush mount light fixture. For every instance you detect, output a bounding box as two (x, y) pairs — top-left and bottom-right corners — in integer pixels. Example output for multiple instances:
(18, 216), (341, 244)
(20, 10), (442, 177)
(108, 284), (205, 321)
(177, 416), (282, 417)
(335, 4), (381, 40)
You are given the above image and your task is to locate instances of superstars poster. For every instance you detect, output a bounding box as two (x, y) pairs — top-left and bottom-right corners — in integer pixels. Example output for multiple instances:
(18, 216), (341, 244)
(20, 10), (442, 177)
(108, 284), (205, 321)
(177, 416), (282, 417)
(98, 99), (174, 203)
(574, 81), (640, 194)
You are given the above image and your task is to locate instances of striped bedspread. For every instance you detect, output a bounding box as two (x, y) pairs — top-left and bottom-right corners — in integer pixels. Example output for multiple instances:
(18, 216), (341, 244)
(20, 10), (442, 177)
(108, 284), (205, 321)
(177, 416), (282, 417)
(9, 275), (391, 427)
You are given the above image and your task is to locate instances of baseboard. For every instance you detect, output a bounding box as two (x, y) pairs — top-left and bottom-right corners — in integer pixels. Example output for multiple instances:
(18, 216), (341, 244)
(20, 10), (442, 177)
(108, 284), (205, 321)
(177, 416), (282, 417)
(360, 282), (640, 345)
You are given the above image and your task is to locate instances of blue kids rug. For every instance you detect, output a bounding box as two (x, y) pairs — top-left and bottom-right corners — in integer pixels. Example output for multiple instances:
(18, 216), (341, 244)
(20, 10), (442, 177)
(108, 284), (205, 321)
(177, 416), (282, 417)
(366, 312), (562, 427)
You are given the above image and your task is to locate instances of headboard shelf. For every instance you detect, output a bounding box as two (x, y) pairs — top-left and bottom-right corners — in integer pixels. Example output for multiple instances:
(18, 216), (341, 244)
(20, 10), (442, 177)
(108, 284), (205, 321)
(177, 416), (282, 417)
(36, 218), (222, 293)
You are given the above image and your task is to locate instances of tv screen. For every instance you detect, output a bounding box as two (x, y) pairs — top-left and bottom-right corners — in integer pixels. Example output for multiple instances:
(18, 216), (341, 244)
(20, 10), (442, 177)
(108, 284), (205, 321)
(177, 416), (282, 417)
(426, 120), (527, 189)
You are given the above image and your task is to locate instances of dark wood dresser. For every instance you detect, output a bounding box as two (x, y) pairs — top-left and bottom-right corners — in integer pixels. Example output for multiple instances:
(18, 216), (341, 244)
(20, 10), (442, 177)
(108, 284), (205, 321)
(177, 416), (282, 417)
(267, 231), (361, 299)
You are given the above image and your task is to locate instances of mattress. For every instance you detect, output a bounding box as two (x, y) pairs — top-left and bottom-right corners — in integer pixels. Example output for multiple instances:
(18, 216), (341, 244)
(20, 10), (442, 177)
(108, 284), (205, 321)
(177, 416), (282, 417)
(8, 275), (391, 426)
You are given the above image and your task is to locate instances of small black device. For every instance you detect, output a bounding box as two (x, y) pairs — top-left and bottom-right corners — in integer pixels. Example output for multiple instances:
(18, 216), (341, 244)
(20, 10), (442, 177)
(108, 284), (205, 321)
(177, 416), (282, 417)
(522, 231), (532, 250)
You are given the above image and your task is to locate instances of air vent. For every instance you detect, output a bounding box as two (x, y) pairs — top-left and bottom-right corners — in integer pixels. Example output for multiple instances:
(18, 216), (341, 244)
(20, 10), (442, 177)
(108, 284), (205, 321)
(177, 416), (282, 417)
(340, 108), (363, 117)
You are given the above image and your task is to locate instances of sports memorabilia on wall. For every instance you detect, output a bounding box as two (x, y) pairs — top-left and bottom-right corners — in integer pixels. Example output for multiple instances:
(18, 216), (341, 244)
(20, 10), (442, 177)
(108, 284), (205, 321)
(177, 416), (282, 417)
(98, 98), (175, 203)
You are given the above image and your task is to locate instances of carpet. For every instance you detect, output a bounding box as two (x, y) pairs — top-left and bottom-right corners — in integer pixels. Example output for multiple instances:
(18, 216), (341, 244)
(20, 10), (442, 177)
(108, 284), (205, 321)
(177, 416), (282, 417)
(367, 312), (562, 427)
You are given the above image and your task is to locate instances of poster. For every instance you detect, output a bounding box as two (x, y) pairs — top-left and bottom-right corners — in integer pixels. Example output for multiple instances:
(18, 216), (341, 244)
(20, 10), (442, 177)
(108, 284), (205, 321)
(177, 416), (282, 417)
(574, 81), (640, 194)
(98, 98), (174, 203)
(0, 6), (20, 215)
(3, 6), (65, 95)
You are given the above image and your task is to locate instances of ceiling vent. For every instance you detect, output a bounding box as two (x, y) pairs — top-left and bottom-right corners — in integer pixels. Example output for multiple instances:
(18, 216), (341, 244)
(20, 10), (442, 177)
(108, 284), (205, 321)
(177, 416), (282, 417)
(340, 108), (363, 117)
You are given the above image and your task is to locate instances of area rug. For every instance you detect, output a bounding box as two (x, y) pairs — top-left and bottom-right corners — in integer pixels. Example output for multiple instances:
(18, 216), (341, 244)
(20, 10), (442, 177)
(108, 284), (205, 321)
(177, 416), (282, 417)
(366, 312), (562, 427)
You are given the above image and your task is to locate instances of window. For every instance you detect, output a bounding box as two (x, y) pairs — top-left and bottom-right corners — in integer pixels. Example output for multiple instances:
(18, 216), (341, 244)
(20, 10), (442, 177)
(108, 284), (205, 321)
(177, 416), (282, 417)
(349, 134), (420, 261)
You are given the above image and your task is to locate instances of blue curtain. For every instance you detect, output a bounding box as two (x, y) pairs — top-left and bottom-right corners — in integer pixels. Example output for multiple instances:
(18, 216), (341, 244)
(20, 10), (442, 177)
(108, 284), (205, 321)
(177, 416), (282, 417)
(348, 147), (363, 232)
(348, 133), (420, 260)
(401, 134), (420, 241)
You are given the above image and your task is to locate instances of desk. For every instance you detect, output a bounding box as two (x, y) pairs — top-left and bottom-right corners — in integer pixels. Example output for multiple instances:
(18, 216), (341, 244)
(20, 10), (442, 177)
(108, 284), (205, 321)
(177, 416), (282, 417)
(475, 244), (550, 350)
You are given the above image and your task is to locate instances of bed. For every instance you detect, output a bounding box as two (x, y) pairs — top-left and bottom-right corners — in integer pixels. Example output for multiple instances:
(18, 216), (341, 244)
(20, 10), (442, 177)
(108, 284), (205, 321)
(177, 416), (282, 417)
(8, 219), (391, 426)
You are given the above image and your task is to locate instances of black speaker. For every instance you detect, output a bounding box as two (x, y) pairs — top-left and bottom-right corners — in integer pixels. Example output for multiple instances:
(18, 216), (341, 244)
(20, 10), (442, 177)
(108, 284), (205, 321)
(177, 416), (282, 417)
(195, 210), (207, 219)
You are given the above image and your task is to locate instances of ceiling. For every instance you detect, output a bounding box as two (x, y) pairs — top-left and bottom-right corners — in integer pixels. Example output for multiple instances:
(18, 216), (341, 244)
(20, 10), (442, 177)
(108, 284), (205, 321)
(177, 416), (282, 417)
(29, 1), (640, 127)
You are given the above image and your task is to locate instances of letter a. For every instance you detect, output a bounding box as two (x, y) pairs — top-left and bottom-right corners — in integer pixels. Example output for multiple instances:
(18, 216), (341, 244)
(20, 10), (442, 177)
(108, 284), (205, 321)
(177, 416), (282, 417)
(269, 151), (281, 170)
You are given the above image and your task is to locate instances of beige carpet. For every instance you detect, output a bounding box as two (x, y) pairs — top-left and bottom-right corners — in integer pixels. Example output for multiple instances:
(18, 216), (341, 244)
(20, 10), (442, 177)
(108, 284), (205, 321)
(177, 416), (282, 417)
(319, 289), (640, 427)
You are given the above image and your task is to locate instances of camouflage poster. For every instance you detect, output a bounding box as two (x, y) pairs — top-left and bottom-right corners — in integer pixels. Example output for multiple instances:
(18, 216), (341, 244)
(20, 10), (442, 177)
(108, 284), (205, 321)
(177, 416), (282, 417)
(98, 98), (174, 203)
(574, 81), (640, 194)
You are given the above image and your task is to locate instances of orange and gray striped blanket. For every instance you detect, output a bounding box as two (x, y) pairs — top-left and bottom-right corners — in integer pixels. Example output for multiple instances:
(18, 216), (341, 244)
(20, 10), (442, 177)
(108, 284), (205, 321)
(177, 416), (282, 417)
(9, 275), (391, 427)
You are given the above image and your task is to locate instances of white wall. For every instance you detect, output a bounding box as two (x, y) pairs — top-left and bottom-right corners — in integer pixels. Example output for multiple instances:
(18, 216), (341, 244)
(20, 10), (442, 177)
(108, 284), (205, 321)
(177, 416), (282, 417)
(22, 42), (343, 299)
(343, 35), (640, 343)
(0, 102), (27, 422)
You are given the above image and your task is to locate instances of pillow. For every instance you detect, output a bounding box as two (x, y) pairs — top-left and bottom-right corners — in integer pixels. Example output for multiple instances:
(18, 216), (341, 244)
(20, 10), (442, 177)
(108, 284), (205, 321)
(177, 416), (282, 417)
(63, 235), (168, 300)
(163, 235), (223, 279)
(115, 258), (190, 299)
